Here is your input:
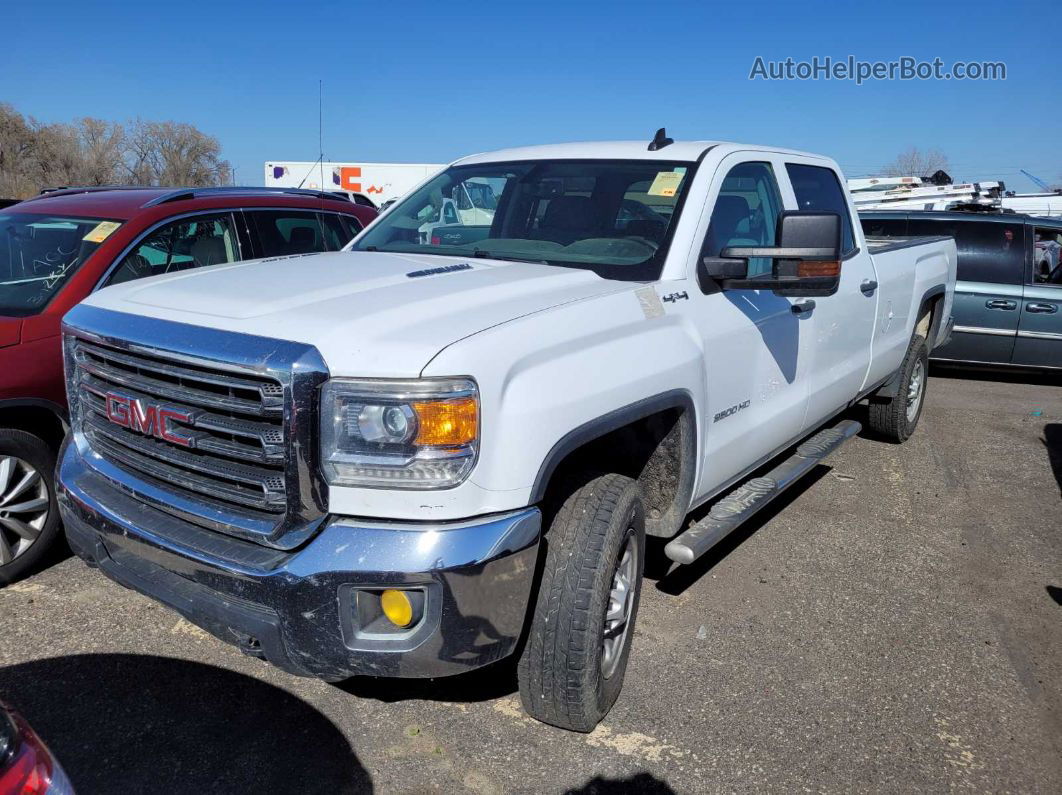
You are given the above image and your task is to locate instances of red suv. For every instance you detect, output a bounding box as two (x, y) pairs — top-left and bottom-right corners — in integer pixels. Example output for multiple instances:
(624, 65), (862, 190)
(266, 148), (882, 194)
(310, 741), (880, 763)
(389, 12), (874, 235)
(0, 186), (376, 582)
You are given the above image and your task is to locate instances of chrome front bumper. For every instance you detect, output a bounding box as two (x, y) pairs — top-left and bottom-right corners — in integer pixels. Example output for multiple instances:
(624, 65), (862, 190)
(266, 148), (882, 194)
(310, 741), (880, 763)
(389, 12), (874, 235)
(57, 439), (541, 680)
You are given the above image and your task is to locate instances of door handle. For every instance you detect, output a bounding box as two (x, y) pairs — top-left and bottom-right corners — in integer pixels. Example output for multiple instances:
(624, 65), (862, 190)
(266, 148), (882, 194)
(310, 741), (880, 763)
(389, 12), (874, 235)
(860, 279), (878, 295)
(985, 299), (1017, 310)
(1026, 302), (1058, 314)
(791, 300), (816, 315)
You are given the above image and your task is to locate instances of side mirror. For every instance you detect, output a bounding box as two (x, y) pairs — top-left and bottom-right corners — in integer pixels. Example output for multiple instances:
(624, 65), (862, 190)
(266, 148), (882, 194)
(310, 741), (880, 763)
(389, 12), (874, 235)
(700, 211), (844, 297)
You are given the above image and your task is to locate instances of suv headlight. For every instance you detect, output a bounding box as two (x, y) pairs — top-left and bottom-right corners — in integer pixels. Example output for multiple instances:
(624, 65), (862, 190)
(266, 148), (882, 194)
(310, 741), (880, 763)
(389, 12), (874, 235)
(320, 378), (479, 489)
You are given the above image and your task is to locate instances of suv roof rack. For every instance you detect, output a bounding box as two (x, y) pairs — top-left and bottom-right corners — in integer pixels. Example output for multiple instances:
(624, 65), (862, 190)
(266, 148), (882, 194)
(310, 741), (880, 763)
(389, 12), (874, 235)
(23, 186), (155, 202)
(141, 186), (353, 207)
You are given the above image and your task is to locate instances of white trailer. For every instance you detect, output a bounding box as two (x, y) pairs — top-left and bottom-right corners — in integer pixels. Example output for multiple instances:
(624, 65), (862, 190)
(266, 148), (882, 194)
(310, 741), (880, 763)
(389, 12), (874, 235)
(848, 176), (1004, 212)
(264, 161), (444, 206)
(1001, 192), (1062, 217)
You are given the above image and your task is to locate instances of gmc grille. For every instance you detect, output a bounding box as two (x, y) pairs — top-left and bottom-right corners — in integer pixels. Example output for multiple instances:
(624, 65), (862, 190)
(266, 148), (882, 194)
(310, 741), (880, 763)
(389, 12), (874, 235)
(73, 339), (288, 517)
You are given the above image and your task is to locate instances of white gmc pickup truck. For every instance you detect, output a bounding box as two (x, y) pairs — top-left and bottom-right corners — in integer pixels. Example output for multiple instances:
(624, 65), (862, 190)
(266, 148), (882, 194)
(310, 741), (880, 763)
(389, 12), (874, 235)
(57, 132), (956, 732)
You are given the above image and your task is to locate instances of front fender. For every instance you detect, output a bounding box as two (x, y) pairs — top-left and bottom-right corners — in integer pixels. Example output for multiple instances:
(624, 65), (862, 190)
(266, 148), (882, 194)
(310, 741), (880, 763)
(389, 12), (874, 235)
(424, 287), (706, 508)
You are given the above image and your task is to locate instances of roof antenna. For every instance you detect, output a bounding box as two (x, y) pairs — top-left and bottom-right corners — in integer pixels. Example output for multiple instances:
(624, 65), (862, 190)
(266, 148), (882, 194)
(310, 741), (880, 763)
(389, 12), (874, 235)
(648, 127), (673, 151)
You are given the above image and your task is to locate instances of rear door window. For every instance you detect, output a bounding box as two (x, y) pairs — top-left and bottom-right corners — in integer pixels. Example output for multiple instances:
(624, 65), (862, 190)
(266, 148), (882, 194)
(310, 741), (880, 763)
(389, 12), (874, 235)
(318, 213), (360, 250)
(785, 163), (857, 255)
(907, 218), (1024, 284)
(248, 210), (327, 258)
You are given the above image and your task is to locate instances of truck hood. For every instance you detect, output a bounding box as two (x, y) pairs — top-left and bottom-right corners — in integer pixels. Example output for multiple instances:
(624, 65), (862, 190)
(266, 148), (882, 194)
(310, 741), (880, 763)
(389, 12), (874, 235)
(80, 251), (627, 376)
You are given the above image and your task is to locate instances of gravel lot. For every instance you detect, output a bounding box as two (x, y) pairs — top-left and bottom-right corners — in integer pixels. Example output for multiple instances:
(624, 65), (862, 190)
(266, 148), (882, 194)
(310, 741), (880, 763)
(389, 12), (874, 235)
(1, 367), (1059, 794)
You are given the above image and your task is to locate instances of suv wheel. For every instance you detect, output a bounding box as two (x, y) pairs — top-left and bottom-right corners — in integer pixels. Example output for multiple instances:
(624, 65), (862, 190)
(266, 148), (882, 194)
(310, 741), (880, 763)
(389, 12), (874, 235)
(0, 430), (61, 585)
(518, 473), (645, 732)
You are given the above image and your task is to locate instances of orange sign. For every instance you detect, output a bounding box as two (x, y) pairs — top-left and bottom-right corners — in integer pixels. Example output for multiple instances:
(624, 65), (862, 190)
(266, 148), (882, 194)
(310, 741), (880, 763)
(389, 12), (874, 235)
(340, 166), (362, 192)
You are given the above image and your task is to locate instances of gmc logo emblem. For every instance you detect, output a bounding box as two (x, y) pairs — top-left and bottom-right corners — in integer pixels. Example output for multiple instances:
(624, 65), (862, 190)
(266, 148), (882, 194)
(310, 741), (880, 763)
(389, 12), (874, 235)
(105, 392), (194, 447)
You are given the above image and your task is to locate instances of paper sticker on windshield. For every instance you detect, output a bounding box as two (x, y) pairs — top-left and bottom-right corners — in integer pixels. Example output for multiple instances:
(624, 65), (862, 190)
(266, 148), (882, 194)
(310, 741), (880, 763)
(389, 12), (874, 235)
(647, 171), (684, 197)
(83, 221), (121, 243)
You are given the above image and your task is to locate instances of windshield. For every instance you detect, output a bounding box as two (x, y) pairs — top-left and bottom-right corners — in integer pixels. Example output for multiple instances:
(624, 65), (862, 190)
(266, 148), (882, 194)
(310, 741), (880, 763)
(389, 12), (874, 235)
(0, 213), (122, 317)
(351, 159), (697, 280)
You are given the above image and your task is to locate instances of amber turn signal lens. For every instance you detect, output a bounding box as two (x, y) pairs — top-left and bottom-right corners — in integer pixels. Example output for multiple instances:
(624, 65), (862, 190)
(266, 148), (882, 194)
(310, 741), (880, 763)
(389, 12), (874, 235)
(411, 398), (478, 446)
(797, 260), (841, 278)
(381, 589), (414, 628)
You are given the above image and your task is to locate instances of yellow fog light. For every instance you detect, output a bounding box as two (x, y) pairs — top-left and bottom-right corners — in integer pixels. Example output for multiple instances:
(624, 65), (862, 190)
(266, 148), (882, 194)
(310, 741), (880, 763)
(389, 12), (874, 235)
(381, 589), (414, 628)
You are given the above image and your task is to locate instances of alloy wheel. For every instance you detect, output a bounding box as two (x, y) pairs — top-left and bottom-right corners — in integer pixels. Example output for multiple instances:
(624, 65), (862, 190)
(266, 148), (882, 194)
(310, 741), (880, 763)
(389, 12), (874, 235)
(0, 457), (49, 566)
(906, 359), (925, 423)
(601, 530), (638, 679)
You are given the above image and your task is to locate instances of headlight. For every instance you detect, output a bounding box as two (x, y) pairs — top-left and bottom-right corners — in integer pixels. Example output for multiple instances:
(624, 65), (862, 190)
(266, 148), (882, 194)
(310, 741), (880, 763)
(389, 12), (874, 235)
(320, 378), (478, 489)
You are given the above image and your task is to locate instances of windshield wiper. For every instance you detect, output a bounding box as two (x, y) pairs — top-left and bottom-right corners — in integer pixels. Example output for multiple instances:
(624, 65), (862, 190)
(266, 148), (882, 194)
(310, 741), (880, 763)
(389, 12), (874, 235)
(471, 249), (549, 265)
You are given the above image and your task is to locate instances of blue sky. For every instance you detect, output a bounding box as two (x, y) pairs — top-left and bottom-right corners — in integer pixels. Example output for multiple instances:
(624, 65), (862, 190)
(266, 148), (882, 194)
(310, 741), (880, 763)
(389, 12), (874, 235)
(5, 0), (1059, 188)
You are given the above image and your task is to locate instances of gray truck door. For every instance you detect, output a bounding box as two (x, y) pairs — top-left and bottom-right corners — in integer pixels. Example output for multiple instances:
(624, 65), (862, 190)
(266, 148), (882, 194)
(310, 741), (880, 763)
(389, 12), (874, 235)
(908, 217), (1026, 364)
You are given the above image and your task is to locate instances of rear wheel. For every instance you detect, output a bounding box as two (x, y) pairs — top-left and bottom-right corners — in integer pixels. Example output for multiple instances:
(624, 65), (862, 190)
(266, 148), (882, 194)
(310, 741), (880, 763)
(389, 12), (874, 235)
(868, 335), (929, 443)
(518, 473), (645, 732)
(0, 430), (61, 585)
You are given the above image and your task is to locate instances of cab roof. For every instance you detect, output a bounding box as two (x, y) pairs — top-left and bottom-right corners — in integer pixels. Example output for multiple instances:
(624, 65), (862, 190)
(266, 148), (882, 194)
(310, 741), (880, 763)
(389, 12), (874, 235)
(453, 139), (828, 166)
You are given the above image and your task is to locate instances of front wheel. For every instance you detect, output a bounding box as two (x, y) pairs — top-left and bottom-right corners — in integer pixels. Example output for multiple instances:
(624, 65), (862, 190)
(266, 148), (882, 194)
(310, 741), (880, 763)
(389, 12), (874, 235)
(868, 335), (929, 443)
(0, 430), (61, 585)
(518, 473), (645, 732)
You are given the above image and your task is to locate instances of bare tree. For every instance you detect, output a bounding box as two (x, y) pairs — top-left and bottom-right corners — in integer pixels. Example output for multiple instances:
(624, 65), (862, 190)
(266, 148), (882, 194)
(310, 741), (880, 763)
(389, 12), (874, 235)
(882, 147), (950, 178)
(0, 104), (231, 198)
(76, 118), (126, 185)
(125, 120), (231, 186)
(0, 103), (37, 198)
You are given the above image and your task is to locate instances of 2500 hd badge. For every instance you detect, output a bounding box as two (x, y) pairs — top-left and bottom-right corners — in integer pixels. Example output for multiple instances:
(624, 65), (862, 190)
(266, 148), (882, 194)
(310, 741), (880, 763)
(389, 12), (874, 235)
(714, 399), (751, 423)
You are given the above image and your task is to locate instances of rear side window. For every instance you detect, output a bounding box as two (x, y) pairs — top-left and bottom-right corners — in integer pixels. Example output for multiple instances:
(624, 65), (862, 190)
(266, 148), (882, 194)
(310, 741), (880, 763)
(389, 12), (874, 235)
(786, 163), (856, 255)
(1032, 226), (1062, 285)
(860, 217), (908, 237)
(317, 213), (359, 250)
(907, 218), (1024, 284)
(249, 210), (328, 258)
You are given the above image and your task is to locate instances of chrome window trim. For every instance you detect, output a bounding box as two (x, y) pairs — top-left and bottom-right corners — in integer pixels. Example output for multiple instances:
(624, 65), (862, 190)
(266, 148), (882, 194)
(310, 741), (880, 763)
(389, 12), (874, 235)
(62, 304), (330, 550)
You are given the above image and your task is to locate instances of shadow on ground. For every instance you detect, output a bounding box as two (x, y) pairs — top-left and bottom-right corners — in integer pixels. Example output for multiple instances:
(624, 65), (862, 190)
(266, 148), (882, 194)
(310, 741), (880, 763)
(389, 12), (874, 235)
(1044, 424), (1062, 495)
(0, 654), (370, 794)
(1047, 585), (1062, 607)
(566, 772), (677, 793)
(338, 657), (518, 704)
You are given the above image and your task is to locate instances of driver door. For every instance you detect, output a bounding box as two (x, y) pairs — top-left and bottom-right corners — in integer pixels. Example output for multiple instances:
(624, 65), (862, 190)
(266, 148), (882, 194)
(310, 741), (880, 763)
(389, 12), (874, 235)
(683, 154), (812, 498)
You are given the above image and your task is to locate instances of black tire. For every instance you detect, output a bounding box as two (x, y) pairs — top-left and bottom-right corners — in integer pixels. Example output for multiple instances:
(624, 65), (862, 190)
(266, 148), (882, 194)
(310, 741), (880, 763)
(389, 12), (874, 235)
(518, 473), (645, 732)
(0, 429), (61, 585)
(868, 335), (929, 443)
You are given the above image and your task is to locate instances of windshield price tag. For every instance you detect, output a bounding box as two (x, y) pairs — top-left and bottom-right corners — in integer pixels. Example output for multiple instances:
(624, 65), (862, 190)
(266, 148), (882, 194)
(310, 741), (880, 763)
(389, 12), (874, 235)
(83, 221), (121, 243)
(647, 171), (684, 197)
